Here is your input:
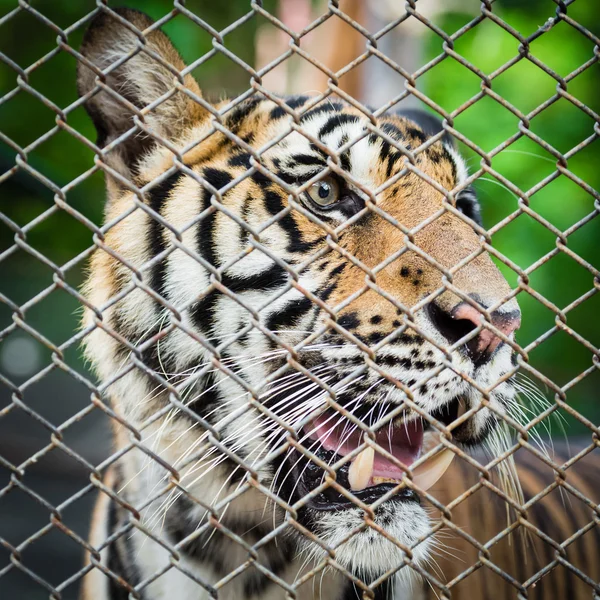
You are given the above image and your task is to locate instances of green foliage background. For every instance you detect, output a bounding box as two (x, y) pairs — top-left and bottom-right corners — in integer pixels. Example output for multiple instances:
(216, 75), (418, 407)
(0, 0), (598, 436)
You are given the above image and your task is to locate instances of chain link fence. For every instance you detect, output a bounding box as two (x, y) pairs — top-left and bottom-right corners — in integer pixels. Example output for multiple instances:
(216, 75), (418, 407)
(0, 1), (598, 599)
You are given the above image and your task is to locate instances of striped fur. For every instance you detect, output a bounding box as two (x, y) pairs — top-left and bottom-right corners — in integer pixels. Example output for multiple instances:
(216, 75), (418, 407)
(72, 8), (577, 600)
(423, 443), (600, 599)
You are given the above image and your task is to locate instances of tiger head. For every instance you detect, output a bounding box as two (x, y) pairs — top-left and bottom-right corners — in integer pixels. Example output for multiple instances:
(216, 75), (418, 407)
(79, 8), (521, 589)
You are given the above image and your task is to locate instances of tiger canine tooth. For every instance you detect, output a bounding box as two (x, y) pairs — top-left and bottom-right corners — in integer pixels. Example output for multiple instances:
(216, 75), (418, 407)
(411, 448), (455, 492)
(348, 445), (374, 491)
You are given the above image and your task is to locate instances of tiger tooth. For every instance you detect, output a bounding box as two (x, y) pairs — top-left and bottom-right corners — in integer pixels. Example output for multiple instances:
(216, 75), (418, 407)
(348, 445), (374, 491)
(411, 448), (455, 492)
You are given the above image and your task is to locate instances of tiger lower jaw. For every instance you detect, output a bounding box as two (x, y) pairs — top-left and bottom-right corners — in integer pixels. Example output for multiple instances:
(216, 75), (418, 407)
(305, 500), (432, 582)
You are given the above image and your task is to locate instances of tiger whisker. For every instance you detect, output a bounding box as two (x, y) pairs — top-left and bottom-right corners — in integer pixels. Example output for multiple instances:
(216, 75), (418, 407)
(276, 379), (376, 505)
(152, 371), (339, 527)
(265, 377), (367, 518)
(160, 364), (334, 468)
(136, 368), (327, 502)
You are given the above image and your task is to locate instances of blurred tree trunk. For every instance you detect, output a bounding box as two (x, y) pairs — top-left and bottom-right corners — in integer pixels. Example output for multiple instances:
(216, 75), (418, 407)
(256, 0), (426, 109)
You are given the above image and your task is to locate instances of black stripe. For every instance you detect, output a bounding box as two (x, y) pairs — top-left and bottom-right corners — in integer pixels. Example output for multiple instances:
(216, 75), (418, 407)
(339, 149), (351, 172)
(314, 262), (345, 304)
(202, 167), (233, 193)
(241, 132), (255, 145)
(301, 285), (337, 338)
(521, 456), (592, 585)
(405, 126), (427, 144)
(300, 102), (344, 122)
(139, 325), (169, 376)
(191, 288), (219, 342)
(135, 172), (186, 377)
(265, 295), (313, 333)
(250, 169), (273, 188)
(381, 122), (405, 142)
(375, 136), (397, 182)
(191, 169), (233, 341)
(221, 263), (288, 294)
(378, 137), (391, 163)
(339, 582), (360, 600)
(110, 308), (165, 377)
(373, 579), (393, 600)
(181, 369), (244, 481)
(264, 190), (323, 253)
(288, 153), (327, 168)
(225, 97), (263, 135)
(386, 150), (403, 180)
(269, 95), (309, 119)
(166, 495), (295, 594)
(147, 171), (185, 297)
(293, 264), (344, 340)
(185, 369), (223, 426)
(239, 192), (253, 247)
(318, 114), (360, 139)
(272, 169), (300, 186)
(106, 501), (136, 600)
(376, 123), (410, 181)
(309, 141), (328, 158)
(338, 578), (394, 600)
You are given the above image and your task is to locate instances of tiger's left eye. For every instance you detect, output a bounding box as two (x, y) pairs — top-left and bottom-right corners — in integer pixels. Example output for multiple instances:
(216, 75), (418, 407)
(306, 177), (339, 207)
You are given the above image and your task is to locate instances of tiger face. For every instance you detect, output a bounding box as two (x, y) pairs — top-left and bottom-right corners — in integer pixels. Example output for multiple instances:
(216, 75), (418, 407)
(79, 8), (521, 598)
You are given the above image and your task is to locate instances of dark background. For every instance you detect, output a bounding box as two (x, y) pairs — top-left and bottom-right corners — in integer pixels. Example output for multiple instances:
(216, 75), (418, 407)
(0, 0), (598, 598)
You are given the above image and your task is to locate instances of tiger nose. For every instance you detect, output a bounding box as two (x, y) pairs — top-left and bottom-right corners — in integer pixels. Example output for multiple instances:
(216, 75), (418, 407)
(429, 301), (521, 364)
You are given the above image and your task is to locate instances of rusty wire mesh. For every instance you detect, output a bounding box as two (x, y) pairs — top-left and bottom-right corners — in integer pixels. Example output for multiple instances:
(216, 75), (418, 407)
(0, 0), (599, 599)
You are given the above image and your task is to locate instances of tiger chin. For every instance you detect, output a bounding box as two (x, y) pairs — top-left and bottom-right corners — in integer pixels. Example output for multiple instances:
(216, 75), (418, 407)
(78, 8), (521, 600)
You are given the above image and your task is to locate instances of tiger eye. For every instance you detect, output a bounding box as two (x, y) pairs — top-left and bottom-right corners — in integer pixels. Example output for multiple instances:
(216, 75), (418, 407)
(306, 177), (339, 207)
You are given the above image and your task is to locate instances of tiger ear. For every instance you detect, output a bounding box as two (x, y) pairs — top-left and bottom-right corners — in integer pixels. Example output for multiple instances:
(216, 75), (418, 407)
(397, 109), (456, 148)
(77, 8), (207, 179)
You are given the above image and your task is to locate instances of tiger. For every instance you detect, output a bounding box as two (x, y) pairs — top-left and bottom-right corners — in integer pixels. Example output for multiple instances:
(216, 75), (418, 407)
(76, 7), (552, 600)
(422, 443), (600, 599)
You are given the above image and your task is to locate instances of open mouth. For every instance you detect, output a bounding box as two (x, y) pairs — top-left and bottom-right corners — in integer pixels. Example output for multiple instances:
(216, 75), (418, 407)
(277, 409), (456, 512)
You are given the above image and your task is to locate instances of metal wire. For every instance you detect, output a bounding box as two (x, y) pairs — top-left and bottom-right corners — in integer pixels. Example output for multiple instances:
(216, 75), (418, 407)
(0, 0), (598, 599)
